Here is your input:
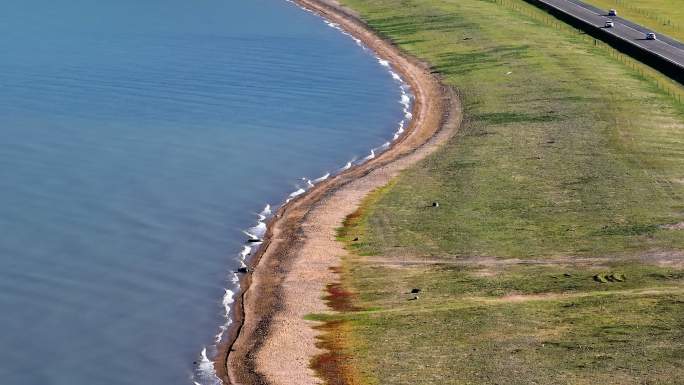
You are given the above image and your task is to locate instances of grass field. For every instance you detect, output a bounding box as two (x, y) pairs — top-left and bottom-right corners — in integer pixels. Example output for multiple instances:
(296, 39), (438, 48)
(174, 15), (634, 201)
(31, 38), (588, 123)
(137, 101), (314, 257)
(310, 0), (684, 384)
(324, 257), (684, 385)
(581, 0), (684, 41)
(342, 0), (684, 260)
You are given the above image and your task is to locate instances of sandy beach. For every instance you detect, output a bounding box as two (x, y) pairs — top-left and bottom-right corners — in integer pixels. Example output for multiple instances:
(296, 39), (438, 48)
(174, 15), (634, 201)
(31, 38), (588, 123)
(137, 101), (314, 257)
(216, 0), (461, 384)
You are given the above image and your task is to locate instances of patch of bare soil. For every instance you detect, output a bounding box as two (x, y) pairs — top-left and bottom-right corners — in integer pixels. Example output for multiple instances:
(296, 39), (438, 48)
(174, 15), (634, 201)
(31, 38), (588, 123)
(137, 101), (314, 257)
(366, 252), (684, 270)
(661, 222), (684, 230)
(638, 251), (684, 268)
(468, 286), (684, 304)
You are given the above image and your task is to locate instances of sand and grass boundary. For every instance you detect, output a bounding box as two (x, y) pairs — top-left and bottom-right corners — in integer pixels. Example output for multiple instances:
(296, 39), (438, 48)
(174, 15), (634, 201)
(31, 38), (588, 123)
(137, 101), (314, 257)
(214, 0), (462, 384)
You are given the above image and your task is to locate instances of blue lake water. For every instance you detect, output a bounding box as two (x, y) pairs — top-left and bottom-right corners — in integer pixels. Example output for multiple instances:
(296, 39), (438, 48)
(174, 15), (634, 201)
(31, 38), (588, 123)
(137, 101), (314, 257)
(0, 0), (408, 384)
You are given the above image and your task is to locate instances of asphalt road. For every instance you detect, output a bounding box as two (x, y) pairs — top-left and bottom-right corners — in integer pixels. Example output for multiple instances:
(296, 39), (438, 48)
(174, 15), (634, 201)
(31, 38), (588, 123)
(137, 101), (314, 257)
(538, 0), (684, 69)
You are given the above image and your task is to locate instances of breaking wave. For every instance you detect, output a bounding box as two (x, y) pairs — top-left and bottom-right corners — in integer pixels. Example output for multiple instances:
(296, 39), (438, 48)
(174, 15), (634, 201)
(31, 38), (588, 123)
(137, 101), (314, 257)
(193, 348), (222, 385)
(314, 172), (330, 183)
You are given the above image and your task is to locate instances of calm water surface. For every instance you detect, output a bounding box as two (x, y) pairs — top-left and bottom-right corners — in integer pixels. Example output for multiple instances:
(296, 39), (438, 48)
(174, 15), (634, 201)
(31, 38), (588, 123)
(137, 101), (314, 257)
(0, 0), (406, 384)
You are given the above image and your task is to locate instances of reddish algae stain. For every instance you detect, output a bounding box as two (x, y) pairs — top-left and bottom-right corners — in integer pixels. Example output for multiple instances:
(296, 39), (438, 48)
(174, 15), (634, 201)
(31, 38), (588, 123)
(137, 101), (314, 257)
(311, 266), (365, 385)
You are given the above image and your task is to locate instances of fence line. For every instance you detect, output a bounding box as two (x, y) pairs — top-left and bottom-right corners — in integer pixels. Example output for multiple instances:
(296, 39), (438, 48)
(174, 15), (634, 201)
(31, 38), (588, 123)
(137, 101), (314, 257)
(490, 0), (684, 105)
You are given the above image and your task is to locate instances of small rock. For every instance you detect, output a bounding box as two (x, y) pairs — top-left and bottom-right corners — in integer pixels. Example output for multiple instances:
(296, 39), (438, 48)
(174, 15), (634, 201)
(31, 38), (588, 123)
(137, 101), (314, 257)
(237, 267), (251, 274)
(410, 288), (421, 294)
(353, 237), (359, 242)
(431, 202), (440, 208)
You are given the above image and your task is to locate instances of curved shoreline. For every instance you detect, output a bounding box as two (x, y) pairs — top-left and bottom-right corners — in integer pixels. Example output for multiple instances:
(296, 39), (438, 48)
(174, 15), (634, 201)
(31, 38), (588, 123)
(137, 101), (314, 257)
(215, 1), (461, 384)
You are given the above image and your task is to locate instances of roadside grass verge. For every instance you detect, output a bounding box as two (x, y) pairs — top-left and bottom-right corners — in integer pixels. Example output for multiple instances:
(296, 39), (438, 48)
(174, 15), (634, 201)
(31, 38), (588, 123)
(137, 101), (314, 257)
(580, 0), (684, 41)
(308, 0), (684, 383)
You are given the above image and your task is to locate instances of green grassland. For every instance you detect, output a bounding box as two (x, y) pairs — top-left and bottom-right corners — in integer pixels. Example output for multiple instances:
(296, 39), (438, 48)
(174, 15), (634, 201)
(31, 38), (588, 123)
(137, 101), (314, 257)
(581, 0), (684, 41)
(342, 0), (684, 260)
(312, 0), (684, 384)
(330, 258), (684, 385)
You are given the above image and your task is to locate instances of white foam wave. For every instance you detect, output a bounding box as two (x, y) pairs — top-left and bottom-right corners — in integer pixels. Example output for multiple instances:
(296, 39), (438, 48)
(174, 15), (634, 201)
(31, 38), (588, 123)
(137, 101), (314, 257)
(398, 121), (406, 132)
(306, 179), (315, 188)
(322, 16), (368, 50)
(390, 71), (402, 81)
(260, 204), (272, 217)
(324, 20), (339, 28)
(215, 322), (229, 345)
(401, 94), (411, 106)
(249, 222), (267, 239)
(314, 173), (330, 183)
(363, 150), (375, 161)
(242, 230), (258, 240)
(240, 246), (251, 260)
(396, 125), (406, 139)
(285, 187), (306, 203)
(341, 161), (352, 171)
(239, 247), (251, 268)
(214, 288), (236, 343)
(222, 289), (234, 314)
(193, 348), (221, 385)
(289, 188), (306, 198)
(378, 58), (390, 67)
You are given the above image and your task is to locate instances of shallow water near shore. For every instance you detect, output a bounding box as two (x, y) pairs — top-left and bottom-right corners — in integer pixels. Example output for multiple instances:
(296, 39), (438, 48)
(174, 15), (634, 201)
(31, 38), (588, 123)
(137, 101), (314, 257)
(0, 1), (406, 384)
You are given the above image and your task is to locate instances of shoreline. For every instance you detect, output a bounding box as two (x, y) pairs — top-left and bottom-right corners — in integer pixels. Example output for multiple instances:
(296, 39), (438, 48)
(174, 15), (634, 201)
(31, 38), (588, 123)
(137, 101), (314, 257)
(215, 0), (461, 384)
